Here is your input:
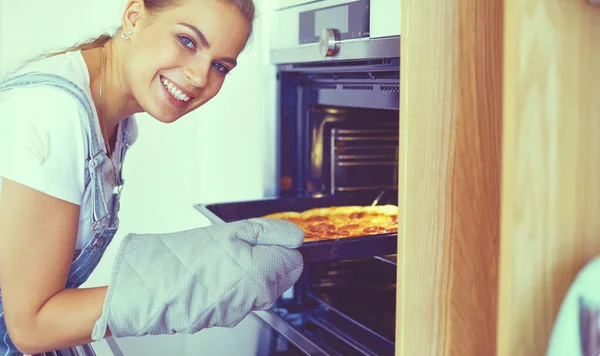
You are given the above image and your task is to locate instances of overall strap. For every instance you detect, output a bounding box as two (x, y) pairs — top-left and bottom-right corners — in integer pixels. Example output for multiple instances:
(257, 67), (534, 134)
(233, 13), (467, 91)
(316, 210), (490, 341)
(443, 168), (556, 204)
(0, 72), (111, 227)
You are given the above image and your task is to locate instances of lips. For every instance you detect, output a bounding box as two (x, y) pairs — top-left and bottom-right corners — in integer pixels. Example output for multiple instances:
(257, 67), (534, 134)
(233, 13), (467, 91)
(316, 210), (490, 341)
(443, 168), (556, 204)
(159, 75), (194, 108)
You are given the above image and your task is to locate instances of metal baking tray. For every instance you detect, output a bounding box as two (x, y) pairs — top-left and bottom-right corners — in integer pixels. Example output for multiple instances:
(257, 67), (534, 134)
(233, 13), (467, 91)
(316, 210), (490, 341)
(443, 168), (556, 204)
(194, 192), (398, 263)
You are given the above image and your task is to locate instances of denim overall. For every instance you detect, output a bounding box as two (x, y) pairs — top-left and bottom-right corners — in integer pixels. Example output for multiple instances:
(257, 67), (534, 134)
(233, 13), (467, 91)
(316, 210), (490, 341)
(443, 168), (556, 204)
(0, 72), (131, 355)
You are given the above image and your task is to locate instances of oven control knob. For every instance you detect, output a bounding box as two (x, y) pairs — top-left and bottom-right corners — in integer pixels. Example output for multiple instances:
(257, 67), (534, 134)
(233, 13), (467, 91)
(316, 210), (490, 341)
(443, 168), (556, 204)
(319, 28), (341, 57)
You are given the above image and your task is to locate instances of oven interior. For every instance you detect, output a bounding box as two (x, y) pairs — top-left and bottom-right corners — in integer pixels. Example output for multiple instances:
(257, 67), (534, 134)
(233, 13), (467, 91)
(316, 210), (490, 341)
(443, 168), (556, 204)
(271, 255), (397, 356)
(277, 58), (400, 198)
(275, 59), (399, 355)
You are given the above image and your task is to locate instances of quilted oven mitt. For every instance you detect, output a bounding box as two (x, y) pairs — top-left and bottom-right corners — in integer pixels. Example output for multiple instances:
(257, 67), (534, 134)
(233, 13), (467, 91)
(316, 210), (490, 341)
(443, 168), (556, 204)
(91, 218), (304, 340)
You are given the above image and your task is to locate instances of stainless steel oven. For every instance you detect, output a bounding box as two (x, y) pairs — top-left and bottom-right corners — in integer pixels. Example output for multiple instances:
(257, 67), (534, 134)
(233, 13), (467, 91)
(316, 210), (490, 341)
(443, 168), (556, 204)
(197, 1), (400, 354)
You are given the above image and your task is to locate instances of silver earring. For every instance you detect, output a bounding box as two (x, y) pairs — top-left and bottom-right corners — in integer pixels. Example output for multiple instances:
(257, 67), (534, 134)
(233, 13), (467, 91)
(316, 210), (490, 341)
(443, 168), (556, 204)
(122, 30), (132, 40)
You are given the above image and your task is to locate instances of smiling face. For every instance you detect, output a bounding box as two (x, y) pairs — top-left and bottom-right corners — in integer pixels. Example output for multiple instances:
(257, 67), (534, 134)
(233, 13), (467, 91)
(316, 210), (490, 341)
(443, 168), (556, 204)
(122, 0), (250, 123)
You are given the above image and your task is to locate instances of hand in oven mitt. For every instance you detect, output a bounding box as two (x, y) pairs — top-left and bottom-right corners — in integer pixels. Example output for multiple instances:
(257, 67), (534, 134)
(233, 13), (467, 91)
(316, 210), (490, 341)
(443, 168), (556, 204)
(91, 218), (304, 340)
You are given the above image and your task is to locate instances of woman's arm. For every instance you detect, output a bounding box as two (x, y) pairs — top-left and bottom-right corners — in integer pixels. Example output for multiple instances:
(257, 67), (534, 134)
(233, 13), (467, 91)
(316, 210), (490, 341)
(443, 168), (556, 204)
(0, 178), (110, 354)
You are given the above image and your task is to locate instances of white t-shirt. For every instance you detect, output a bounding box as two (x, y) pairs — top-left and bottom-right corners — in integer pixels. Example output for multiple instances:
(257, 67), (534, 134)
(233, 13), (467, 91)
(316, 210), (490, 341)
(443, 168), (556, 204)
(0, 51), (137, 250)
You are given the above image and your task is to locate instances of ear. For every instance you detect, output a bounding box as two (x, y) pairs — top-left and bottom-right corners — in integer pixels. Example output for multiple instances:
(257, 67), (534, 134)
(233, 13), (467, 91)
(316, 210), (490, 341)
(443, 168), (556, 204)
(122, 0), (146, 34)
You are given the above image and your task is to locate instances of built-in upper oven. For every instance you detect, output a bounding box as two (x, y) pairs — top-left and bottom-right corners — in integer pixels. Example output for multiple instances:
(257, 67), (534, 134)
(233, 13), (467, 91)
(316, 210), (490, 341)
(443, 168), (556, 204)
(270, 0), (401, 64)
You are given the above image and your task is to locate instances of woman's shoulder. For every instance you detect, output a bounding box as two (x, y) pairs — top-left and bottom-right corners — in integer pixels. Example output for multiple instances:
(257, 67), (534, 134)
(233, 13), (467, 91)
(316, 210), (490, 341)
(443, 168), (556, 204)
(0, 85), (89, 206)
(0, 51), (92, 128)
(0, 85), (90, 170)
(2, 51), (91, 100)
(0, 85), (87, 128)
(14, 51), (88, 84)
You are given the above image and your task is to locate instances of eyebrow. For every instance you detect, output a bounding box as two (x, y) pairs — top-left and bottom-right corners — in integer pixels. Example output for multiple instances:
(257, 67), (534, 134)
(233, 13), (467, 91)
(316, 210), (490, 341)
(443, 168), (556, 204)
(178, 23), (238, 66)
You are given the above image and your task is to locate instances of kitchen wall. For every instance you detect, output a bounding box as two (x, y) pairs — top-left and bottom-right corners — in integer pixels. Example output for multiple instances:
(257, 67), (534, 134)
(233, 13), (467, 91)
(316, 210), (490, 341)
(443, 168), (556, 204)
(0, 0), (277, 354)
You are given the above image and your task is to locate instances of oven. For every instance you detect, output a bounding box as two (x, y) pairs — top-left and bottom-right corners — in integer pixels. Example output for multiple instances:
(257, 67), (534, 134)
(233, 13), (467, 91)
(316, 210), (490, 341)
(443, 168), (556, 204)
(196, 1), (400, 354)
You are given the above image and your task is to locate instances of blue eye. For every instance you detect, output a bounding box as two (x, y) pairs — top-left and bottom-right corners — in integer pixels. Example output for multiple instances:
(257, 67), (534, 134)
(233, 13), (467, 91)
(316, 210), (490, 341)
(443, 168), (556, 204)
(212, 62), (230, 74)
(178, 35), (195, 50)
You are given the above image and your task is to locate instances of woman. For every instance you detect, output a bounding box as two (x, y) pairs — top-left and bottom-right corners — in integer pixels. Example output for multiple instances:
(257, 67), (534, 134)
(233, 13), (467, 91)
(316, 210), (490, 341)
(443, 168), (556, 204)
(0, 0), (304, 355)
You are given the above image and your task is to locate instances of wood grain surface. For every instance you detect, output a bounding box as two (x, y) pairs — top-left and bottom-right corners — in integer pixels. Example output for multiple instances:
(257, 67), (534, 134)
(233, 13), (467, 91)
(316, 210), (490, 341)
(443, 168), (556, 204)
(498, 1), (600, 355)
(397, 0), (503, 354)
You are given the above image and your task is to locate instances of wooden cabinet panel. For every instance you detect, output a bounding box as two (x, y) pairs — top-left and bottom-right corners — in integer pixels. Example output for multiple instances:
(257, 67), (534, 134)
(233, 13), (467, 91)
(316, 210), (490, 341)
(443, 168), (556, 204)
(498, 1), (600, 355)
(397, 0), (502, 355)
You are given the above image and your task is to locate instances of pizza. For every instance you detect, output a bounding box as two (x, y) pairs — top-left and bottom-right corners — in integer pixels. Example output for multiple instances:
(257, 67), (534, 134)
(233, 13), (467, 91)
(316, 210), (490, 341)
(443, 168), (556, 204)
(261, 205), (398, 242)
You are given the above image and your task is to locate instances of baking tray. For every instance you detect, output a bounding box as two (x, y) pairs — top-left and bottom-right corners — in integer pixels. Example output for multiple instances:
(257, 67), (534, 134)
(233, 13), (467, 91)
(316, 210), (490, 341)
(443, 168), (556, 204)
(194, 192), (398, 263)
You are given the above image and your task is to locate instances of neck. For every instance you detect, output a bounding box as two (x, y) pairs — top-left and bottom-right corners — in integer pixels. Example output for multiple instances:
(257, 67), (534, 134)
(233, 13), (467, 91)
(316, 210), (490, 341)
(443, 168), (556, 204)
(84, 38), (143, 143)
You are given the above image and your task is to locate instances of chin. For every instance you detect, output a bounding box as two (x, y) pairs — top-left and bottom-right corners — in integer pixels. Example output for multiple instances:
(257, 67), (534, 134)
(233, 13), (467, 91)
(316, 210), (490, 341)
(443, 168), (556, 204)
(148, 110), (183, 124)
(144, 95), (190, 124)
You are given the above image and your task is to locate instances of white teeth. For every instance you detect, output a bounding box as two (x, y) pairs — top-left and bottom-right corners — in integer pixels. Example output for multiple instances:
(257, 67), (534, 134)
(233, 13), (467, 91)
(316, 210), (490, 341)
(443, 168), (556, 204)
(161, 77), (191, 102)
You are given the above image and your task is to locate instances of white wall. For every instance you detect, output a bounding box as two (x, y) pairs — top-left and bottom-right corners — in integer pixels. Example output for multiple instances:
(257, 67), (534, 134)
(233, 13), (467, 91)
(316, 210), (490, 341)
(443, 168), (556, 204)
(0, 0), (278, 354)
(0, 1), (124, 75)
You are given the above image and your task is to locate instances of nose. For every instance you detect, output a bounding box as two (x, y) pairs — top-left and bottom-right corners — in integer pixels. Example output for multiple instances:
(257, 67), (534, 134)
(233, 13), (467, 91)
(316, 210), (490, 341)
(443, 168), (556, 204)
(185, 57), (210, 88)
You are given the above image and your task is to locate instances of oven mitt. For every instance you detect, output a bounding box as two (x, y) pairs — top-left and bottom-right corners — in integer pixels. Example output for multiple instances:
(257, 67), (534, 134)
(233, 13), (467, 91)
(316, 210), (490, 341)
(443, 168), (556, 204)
(90, 218), (304, 341)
